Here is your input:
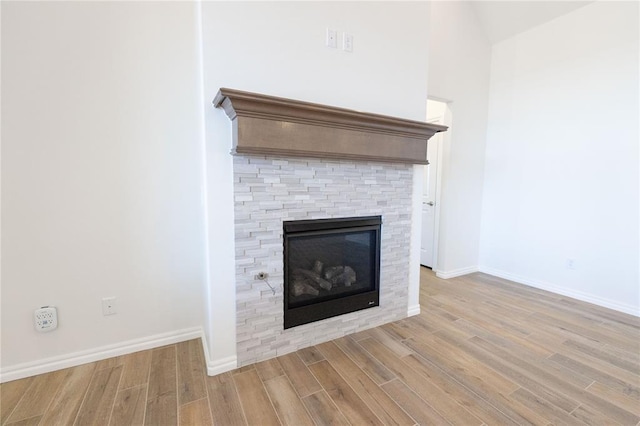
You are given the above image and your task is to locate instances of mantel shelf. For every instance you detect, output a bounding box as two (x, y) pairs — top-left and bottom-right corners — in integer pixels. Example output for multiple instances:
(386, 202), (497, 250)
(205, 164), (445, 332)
(213, 88), (447, 165)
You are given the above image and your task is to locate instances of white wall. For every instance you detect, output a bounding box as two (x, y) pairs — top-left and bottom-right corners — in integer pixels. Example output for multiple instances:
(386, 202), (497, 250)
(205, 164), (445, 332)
(200, 1), (431, 369)
(427, 1), (492, 277)
(479, 2), (639, 315)
(1, 2), (208, 379)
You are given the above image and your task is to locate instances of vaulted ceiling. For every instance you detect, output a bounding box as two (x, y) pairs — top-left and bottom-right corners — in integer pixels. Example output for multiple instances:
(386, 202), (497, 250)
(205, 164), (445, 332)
(471, 1), (592, 44)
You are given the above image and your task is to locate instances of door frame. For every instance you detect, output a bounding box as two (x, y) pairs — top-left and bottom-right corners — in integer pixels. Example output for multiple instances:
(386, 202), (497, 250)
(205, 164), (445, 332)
(425, 97), (451, 273)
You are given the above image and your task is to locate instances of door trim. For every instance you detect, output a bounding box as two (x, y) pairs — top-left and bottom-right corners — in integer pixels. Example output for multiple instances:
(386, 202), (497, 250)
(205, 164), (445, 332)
(425, 99), (450, 272)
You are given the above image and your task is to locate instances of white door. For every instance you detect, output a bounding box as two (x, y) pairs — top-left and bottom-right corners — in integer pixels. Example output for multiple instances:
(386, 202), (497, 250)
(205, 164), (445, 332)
(421, 99), (446, 268)
(420, 127), (440, 267)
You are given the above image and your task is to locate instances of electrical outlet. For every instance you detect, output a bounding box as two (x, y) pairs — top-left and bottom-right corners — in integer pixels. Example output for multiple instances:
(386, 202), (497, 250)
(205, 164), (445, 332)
(326, 28), (337, 48)
(102, 297), (117, 316)
(566, 258), (576, 270)
(34, 306), (58, 332)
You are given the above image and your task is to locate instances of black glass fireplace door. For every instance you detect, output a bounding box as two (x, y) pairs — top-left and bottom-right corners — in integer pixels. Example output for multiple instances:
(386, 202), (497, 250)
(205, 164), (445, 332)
(283, 216), (381, 329)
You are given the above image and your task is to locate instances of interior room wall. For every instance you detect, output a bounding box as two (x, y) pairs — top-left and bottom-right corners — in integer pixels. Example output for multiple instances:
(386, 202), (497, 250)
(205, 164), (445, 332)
(479, 1), (639, 315)
(427, 1), (492, 277)
(1, 2), (208, 380)
(200, 1), (431, 371)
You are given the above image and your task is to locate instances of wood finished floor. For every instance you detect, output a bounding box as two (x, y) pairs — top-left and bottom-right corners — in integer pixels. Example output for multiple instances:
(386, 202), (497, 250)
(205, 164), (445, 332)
(2, 268), (639, 425)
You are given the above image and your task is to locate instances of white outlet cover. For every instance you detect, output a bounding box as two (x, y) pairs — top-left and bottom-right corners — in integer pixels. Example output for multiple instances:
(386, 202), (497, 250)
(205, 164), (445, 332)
(34, 306), (58, 332)
(326, 28), (337, 48)
(102, 297), (117, 316)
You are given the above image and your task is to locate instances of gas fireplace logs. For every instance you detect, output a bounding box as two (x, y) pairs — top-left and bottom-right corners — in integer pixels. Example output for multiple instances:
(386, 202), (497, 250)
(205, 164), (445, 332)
(324, 266), (356, 286)
(290, 262), (358, 297)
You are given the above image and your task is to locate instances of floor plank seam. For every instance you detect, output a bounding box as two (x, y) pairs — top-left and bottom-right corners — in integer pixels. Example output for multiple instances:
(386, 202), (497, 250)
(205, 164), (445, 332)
(376, 377), (422, 425)
(202, 374), (215, 426)
(2, 379), (33, 425)
(314, 347), (388, 426)
(140, 348), (154, 426)
(174, 346), (180, 426)
(105, 364), (125, 426)
(140, 383), (150, 426)
(409, 350), (527, 425)
(281, 365), (317, 424)
(259, 372), (284, 426)
(38, 373), (64, 425)
(72, 370), (96, 426)
(389, 375), (457, 426)
(481, 337), (587, 412)
(568, 403), (582, 415)
(118, 382), (148, 392)
(231, 374), (250, 426)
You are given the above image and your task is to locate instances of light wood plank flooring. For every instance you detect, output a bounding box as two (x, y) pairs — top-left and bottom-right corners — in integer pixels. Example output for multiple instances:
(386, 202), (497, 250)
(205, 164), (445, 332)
(2, 269), (639, 425)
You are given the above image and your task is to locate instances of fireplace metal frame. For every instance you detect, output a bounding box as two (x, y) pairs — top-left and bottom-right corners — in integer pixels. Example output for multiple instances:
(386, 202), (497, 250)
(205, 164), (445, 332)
(283, 216), (382, 329)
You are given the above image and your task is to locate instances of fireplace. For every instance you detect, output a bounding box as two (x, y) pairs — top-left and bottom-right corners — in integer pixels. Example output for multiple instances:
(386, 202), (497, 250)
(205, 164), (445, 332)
(283, 216), (382, 328)
(230, 155), (416, 365)
(211, 88), (447, 368)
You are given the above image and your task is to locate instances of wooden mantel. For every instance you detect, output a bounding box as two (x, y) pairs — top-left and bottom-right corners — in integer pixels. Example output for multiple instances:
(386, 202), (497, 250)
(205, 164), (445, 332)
(213, 88), (447, 165)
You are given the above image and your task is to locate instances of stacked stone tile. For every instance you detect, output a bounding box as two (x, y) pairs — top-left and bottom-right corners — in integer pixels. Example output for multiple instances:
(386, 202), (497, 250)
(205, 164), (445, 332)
(233, 155), (413, 366)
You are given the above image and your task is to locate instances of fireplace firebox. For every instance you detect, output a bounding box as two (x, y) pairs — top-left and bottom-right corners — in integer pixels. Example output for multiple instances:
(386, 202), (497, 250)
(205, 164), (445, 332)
(283, 216), (382, 329)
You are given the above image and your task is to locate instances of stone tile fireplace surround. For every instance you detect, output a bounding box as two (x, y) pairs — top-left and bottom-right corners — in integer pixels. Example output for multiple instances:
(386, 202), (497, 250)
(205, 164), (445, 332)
(234, 155), (413, 365)
(214, 89), (446, 367)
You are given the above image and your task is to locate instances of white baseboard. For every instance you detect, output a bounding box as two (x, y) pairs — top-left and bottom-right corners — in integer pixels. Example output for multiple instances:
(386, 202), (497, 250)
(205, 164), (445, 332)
(478, 266), (640, 318)
(435, 266), (478, 279)
(407, 304), (421, 317)
(199, 332), (238, 376)
(206, 355), (238, 376)
(0, 327), (204, 383)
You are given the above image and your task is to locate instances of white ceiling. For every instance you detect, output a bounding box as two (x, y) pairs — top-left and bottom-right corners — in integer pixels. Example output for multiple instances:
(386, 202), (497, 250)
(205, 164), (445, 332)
(471, 1), (593, 44)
